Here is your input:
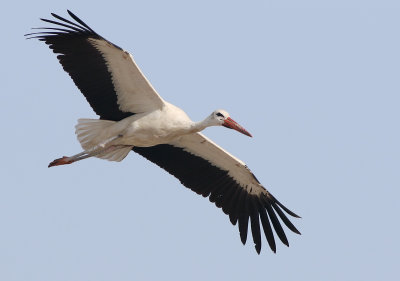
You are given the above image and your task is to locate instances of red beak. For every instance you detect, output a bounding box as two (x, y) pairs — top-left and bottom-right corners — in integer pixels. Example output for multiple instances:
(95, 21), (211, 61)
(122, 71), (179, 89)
(223, 117), (252, 137)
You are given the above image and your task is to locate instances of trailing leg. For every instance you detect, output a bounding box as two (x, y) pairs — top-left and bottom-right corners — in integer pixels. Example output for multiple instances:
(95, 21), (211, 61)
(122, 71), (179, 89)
(48, 134), (132, 167)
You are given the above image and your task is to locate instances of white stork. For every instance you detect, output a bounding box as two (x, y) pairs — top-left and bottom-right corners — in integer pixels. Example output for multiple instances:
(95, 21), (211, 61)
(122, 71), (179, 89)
(26, 10), (301, 254)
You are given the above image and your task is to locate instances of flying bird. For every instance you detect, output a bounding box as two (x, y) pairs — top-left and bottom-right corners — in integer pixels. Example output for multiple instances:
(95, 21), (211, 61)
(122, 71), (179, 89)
(26, 10), (301, 254)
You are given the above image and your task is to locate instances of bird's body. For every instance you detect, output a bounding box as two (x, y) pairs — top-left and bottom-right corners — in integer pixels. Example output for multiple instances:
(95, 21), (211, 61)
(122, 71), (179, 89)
(26, 10), (301, 254)
(117, 106), (191, 147)
(80, 102), (194, 148)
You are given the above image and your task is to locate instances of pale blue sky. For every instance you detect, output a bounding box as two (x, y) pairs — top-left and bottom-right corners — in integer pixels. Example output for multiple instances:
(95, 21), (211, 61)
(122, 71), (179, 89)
(2, 1), (400, 280)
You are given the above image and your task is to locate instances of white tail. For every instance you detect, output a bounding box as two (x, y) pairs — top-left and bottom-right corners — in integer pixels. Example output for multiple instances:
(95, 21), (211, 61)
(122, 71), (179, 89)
(75, 119), (132, 162)
(97, 145), (133, 162)
(75, 119), (115, 150)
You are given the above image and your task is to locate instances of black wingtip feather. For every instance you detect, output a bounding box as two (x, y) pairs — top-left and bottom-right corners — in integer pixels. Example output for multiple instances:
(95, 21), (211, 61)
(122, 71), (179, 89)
(67, 10), (96, 34)
(272, 195), (301, 218)
(238, 216), (249, 245)
(236, 191), (249, 245)
(50, 12), (90, 32)
(265, 203), (289, 247)
(39, 18), (85, 33)
(229, 214), (238, 226)
(272, 204), (302, 235)
(238, 198), (249, 244)
(249, 199), (262, 254)
(259, 207), (276, 253)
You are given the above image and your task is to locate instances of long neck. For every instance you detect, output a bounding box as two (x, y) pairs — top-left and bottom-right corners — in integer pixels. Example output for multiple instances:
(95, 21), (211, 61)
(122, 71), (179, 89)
(190, 116), (215, 133)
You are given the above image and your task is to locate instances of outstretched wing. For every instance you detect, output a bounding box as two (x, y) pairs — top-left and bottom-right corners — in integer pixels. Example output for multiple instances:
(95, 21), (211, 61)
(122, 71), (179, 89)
(26, 10), (165, 121)
(133, 133), (301, 254)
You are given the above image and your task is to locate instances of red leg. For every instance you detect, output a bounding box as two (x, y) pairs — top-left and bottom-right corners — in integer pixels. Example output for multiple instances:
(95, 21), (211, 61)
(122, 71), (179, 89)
(48, 156), (74, 168)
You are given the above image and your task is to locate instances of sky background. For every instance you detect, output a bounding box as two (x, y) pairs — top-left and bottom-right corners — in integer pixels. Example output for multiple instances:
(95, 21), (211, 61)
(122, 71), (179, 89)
(2, 0), (400, 280)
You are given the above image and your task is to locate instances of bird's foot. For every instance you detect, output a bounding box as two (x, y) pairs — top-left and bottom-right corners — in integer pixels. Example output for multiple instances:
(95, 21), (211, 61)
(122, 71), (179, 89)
(48, 156), (74, 168)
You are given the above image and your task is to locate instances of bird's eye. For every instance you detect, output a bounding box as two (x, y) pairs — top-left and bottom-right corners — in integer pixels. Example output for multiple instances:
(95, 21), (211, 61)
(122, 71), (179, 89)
(216, 112), (224, 118)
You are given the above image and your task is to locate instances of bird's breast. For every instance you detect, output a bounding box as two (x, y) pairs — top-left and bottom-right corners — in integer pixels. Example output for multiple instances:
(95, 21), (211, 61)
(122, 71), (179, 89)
(117, 109), (193, 147)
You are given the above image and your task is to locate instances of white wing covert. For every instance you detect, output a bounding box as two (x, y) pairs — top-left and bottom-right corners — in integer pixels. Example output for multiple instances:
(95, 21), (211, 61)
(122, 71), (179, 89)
(88, 38), (165, 113)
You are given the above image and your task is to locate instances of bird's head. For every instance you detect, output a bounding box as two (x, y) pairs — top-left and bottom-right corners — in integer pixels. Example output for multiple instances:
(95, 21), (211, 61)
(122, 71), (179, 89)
(210, 109), (252, 137)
